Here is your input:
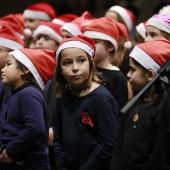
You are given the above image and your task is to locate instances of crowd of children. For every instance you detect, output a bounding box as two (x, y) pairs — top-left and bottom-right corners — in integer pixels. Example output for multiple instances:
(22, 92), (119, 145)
(0, 2), (170, 170)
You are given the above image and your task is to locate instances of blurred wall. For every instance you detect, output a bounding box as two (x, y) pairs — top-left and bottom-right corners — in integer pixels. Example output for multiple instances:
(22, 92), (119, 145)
(0, 0), (169, 25)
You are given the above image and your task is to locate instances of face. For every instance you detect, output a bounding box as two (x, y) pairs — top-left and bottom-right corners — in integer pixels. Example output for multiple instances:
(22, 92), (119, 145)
(61, 30), (74, 40)
(105, 11), (118, 21)
(24, 18), (40, 32)
(145, 25), (163, 42)
(127, 58), (149, 92)
(0, 46), (11, 70)
(93, 39), (108, 66)
(60, 48), (90, 89)
(35, 34), (59, 50)
(1, 55), (26, 89)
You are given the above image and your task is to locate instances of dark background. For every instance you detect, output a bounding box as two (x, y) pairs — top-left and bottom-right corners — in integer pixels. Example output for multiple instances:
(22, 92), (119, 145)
(0, 0), (169, 25)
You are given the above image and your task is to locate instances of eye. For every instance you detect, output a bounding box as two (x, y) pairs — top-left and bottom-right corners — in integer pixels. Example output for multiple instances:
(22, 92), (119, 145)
(129, 66), (135, 73)
(62, 60), (72, 66)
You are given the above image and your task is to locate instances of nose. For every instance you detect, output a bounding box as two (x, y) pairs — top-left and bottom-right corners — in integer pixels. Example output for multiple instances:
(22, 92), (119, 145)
(145, 35), (152, 42)
(127, 71), (131, 80)
(72, 62), (79, 73)
(36, 37), (44, 44)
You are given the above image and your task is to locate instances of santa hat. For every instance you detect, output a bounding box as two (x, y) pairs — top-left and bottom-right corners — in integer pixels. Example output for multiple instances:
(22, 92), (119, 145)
(0, 13), (24, 39)
(0, 26), (24, 50)
(61, 11), (95, 36)
(129, 37), (170, 83)
(108, 5), (135, 31)
(84, 17), (132, 51)
(55, 35), (95, 59)
(52, 14), (78, 26)
(33, 21), (62, 43)
(146, 14), (170, 34)
(158, 5), (170, 15)
(9, 48), (56, 89)
(23, 2), (57, 21)
(136, 20), (147, 39)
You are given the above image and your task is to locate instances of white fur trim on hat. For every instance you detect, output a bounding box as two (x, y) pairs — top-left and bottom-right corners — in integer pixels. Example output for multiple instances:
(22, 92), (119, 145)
(56, 41), (94, 58)
(130, 46), (160, 73)
(52, 19), (65, 25)
(109, 6), (133, 31)
(146, 17), (170, 34)
(0, 37), (23, 50)
(84, 30), (118, 51)
(9, 50), (45, 89)
(23, 10), (51, 21)
(61, 23), (82, 36)
(33, 25), (62, 43)
(136, 23), (146, 39)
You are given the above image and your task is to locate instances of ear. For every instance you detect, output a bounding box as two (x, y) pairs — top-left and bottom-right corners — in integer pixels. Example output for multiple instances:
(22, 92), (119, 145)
(107, 46), (115, 52)
(21, 67), (30, 75)
(146, 69), (156, 81)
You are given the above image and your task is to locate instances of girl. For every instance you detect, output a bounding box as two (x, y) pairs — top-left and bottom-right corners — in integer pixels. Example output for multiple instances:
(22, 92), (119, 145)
(0, 48), (56, 170)
(110, 37), (170, 170)
(53, 35), (119, 170)
(84, 17), (131, 112)
(33, 21), (62, 170)
(145, 14), (170, 42)
(33, 21), (62, 51)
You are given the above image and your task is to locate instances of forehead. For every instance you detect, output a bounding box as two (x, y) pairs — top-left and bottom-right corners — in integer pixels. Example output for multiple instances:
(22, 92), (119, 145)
(146, 25), (161, 33)
(61, 47), (88, 58)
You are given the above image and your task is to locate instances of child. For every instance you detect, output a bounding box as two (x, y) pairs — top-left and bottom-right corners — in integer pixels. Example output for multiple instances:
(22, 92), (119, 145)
(33, 21), (62, 51)
(110, 37), (170, 170)
(53, 35), (119, 170)
(33, 20), (62, 170)
(145, 14), (170, 42)
(84, 17), (130, 111)
(0, 48), (56, 170)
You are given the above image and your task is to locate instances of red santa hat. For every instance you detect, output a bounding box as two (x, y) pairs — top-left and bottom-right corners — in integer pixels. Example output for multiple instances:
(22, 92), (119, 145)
(129, 37), (170, 83)
(33, 21), (62, 43)
(0, 13), (25, 39)
(108, 5), (135, 31)
(0, 26), (24, 50)
(136, 20), (147, 39)
(61, 11), (95, 36)
(52, 14), (78, 26)
(9, 48), (56, 89)
(55, 35), (95, 59)
(84, 17), (132, 51)
(23, 2), (57, 21)
(146, 14), (170, 34)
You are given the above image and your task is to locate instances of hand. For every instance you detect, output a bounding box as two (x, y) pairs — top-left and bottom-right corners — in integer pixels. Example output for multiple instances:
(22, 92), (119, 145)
(0, 149), (13, 163)
(49, 127), (54, 146)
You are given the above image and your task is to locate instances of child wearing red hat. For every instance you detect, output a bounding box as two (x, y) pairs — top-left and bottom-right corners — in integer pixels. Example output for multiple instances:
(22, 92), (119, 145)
(53, 35), (119, 170)
(84, 17), (131, 112)
(33, 21), (62, 51)
(0, 48), (56, 170)
(110, 37), (170, 170)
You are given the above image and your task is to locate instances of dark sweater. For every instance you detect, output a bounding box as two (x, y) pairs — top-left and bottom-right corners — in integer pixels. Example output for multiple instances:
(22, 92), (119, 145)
(97, 68), (128, 111)
(53, 85), (119, 170)
(110, 100), (166, 170)
(0, 83), (49, 162)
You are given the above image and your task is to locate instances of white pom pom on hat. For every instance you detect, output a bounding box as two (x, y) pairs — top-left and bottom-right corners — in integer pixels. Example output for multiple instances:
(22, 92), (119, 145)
(24, 28), (33, 37)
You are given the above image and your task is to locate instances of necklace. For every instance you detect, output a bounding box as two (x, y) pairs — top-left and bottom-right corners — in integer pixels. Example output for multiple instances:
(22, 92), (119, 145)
(133, 101), (153, 129)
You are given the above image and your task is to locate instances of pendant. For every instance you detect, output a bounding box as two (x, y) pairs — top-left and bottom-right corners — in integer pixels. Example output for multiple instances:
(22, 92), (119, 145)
(133, 114), (139, 123)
